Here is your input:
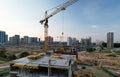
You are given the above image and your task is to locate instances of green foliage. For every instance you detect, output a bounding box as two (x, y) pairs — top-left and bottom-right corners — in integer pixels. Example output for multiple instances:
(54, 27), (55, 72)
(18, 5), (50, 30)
(102, 42), (107, 47)
(77, 62), (93, 66)
(101, 67), (117, 77)
(7, 54), (17, 60)
(102, 42), (120, 48)
(86, 48), (96, 52)
(0, 46), (17, 61)
(100, 45), (104, 50)
(114, 43), (120, 48)
(0, 54), (7, 58)
(0, 46), (7, 57)
(102, 50), (111, 53)
(0, 70), (9, 77)
(19, 52), (30, 58)
(0, 57), (8, 61)
(107, 54), (117, 57)
(114, 51), (120, 55)
(115, 51), (120, 55)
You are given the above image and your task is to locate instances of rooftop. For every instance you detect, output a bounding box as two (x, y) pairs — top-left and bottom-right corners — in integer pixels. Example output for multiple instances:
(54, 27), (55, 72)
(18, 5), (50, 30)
(11, 52), (75, 68)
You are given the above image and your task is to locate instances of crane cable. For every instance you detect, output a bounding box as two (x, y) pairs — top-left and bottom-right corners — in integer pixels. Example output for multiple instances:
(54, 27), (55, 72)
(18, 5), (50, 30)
(61, 11), (64, 42)
(58, 11), (65, 43)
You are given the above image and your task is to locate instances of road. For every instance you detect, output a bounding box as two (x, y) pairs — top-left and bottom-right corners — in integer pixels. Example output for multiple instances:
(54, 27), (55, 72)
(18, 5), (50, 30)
(0, 65), (9, 69)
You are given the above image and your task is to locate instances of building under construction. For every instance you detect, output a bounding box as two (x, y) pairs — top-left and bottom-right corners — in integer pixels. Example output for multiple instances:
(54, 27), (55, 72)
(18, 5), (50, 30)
(9, 0), (79, 77)
(9, 51), (77, 77)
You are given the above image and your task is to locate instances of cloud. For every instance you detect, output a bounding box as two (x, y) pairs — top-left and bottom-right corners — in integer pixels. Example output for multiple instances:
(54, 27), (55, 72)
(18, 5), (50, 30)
(90, 25), (98, 29)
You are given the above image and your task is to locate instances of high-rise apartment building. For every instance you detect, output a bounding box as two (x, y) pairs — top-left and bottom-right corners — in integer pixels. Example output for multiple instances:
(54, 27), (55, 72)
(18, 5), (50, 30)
(107, 32), (114, 49)
(9, 35), (20, 46)
(81, 37), (92, 50)
(81, 37), (91, 47)
(23, 36), (29, 44)
(67, 37), (79, 46)
(47, 36), (53, 45)
(5, 34), (8, 44)
(0, 31), (8, 45)
(67, 37), (73, 46)
(28, 37), (38, 44)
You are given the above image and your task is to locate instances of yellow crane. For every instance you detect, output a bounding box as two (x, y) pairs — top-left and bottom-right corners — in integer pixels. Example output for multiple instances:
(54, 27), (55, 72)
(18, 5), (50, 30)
(40, 0), (78, 52)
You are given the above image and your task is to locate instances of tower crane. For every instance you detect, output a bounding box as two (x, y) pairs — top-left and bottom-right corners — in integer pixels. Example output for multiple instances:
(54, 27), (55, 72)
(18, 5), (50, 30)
(40, 0), (78, 51)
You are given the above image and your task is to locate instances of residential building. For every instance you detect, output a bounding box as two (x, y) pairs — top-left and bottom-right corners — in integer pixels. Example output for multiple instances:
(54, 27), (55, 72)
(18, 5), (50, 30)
(72, 38), (79, 46)
(9, 35), (20, 46)
(5, 34), (8, 44)
(38, 38), (41, 43)
(29, 37), (38, 44)
(67, 37), (79, 46)
(0, 31), (8, 45)
(23, 36), (29, 44)
(107, 32), (114, 49)
(47, 36), (53, 45)
(67, 37), (73, 46)
(81, 37), (92, 50)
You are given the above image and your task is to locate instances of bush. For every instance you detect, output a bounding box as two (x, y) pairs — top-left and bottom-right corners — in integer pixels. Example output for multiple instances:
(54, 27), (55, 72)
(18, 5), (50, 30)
(0, 46), (7, 57)
(77, 62), (93, 66)
(0, 57), (8, 61)
(101, 67), (117, 77)
(102, 42), (107, 47)
(0, 71), (9, 77)
(107, 54), (117, 57)
(0, 54), (7, 58)
(7, 54), (17, 60)
(103, 50), (111, 53)
(114, 51), (120, 55)
(86, 48), (96, 52)
(19, 52), (30, 58)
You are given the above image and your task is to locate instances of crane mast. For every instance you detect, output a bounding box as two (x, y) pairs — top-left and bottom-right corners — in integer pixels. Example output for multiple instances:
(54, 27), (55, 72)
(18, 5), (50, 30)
(40, 0), (78, 51)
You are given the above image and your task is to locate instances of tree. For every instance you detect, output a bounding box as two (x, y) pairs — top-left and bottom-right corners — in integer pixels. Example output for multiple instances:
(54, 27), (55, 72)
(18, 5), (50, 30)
(19, 52), (30, 58)
(100, 45), (104, 50)
(86, 48), (96, 52)
(102, 42), (107, 47)
(0, 46), (6, 54)
(0, 46), (7, 58)
(7, 54), (17, 60)
(114, 43), (120, 48)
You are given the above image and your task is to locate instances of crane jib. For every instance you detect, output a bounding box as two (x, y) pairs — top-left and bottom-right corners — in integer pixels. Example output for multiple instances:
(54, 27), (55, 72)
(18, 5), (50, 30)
(40, 0), (78, 24)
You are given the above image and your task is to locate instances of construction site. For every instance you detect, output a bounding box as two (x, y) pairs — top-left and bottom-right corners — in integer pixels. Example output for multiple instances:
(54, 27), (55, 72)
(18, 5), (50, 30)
(9, 0), (81, 77)
(0, 0), (118, 77)
(8, 0), (120, 77)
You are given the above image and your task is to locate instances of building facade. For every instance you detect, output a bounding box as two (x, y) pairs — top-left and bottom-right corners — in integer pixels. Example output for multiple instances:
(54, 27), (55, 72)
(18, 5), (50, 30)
(67, 37), (73, 46)
(23, 36), (29, 44)
(67, 37), (79, 46)
(81, 37), (92, 50)
(0, 31), (8, 45)
(28, 37), (38, 44)
(47, 36), (53, 45)
(9, 35), (20, 46)
(107, 32), (114, 49)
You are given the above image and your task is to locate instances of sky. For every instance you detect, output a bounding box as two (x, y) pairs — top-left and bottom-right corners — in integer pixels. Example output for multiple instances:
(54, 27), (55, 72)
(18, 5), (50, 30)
(0, 0), (120, 42)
